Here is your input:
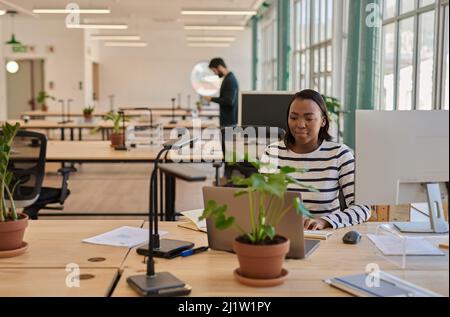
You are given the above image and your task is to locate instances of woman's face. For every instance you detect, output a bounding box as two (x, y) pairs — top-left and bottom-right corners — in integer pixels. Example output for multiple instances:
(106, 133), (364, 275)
(288, 98), (325, 146)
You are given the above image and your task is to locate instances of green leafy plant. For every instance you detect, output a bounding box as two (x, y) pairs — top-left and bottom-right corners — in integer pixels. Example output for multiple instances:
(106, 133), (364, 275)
(95, 111), (128, 135)
(0, 122), (21, 223)
(36, 91), (55, 106)
(83, 105), (95, 116)
(200, 158), (318, 245)
(321, 95), (341, 119)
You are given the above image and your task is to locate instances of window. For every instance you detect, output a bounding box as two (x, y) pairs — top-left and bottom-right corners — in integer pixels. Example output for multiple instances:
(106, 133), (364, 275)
(259, 2), (278, 90)
(442, 2), (449, 109)
(381, 0), (448, 110)
(292, 0), (333, 95)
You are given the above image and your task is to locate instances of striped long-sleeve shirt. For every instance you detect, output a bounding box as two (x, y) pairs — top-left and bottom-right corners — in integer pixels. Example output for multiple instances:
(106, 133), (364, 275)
(260, 140), (371, 229)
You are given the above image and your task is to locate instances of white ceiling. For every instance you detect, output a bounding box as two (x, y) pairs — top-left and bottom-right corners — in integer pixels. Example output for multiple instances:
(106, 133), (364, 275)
(0, 0), (265, 28)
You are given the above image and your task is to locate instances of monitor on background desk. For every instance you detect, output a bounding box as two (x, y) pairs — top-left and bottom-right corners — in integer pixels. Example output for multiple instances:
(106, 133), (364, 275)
(238, 91), (294, 129)
(355, 110), (449, 233)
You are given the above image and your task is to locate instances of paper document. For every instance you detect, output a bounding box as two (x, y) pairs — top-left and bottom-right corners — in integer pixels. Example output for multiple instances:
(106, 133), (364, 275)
(179, 209), (207, 233)
(367, 234), (445, 256)
(83, 226), (168, 248)
(304, 230), (335, 240)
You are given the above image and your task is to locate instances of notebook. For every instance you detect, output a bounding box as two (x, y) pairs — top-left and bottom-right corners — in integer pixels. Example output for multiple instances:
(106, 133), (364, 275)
(178, 209), (207, 233)
(325, 271), (441, 297)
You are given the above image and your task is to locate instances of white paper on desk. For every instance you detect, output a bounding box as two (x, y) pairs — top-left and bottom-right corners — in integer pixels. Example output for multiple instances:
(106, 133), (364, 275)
(83, 226), (168, 248)
(367, 234), (445, 256)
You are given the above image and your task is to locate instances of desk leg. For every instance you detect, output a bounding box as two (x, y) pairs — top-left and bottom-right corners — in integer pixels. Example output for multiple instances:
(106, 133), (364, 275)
(60, 128), (65, 141)
(70, 128), (74, 141)
(79, 128), (82, 141)
(164, 174), (176, 221)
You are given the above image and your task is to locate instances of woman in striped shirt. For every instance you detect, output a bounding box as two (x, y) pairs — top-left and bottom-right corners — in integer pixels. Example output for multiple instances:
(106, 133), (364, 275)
(261, 89), (371, 230)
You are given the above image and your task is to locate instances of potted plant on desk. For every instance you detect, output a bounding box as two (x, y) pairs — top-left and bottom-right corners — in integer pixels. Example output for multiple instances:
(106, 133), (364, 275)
(36, 91), (55, 112)
(102, 112), (127, 148)
(200, 159), (317, 286)
(83, 105), (95, 122)
(0, 122), (29, 257)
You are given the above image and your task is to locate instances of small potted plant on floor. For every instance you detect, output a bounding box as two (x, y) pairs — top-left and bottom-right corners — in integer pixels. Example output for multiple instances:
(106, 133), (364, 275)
(36, 91), (55, 112)
(200, 159), (317, 286)
(83, 105), (95, 122)
(0, 122), (29, 257)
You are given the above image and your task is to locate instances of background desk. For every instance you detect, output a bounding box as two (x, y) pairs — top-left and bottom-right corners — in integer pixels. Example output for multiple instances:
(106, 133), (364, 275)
(113, 222), (449, 297)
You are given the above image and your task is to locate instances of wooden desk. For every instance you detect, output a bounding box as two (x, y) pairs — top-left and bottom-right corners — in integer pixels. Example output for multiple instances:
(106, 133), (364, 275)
(0, 268), (118, 297)
(112, 223), (449, 297)
(6, 119), (219, 141)
(41, 141), (223, 163)
(21, 109), (220, 119)
(0, 220), (143, 269)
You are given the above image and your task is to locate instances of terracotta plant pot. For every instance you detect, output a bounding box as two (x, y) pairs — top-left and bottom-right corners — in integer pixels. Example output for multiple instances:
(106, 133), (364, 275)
(110, 133), (124, 147)
(0, 214), (29, 252)
(84, 114), (93, 122)
(233, 236), (290, 280)
(41, 104), (48, 112)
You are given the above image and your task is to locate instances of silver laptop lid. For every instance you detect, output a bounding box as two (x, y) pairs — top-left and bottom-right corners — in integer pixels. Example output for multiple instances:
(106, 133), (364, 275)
(202, 186), (308, 259)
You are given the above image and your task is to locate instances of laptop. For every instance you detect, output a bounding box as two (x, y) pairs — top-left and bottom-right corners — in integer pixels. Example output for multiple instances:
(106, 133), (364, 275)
(202, 187), (321, 259)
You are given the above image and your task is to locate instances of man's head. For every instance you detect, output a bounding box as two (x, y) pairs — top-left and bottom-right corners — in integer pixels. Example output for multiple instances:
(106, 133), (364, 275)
(209, 58), (228, 78)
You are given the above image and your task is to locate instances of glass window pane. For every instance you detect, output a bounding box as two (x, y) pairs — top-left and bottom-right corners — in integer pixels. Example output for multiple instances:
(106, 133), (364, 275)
(400, 0), (416, 14)
(384, 0), (397, 19)
(320, 47), (326, 72)
(398, 18), (415, 110)
(305, 0), (310, 47)
(327, 0), (333, 40)
(314, 49), (320, 73)
(382, 23), (396, 110)
(443, 5), (449, 110)
(417, 11), (435, 110)
(420, 0), (435, 7)
(320, 0), (326, 42)
(313, 0), (320, 44)
(327, 45), (332, 72)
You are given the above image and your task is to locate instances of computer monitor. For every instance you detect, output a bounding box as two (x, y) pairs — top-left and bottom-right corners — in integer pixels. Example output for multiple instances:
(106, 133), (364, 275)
(238, 91), (294, 129)
(355, 110), (449, 233)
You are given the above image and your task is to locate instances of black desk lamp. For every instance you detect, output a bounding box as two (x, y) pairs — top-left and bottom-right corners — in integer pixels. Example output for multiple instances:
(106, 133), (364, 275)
(170, 98), (177, 124)
(114, 111), (128, 151)
(58, 99), (66, 124)
(66, 99), (74, 123)
(127, 136), (199, 297)
(119, 107), (157, 145)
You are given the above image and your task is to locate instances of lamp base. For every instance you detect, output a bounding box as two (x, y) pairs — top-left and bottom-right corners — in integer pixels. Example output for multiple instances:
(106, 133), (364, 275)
(137, 239), (194, 259)
(127, 272), (192, 297)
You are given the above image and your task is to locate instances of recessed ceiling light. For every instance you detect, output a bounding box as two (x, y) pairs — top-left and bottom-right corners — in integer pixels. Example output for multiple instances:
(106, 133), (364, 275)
(104, 42), (148, 47)
(184, 25), (245, 31)
(91, 35), (141, 41)
(182, 10), (257, 16)
(33, 8), (111, 14)
(188, 43), (231, 48)
(67, 24), (128, 30)
(187, 37), (235, 42)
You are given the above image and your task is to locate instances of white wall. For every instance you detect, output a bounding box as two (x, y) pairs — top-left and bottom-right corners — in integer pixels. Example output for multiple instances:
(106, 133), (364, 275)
(84, 29), (100, 108)
(0, 22), (6, 120)
(97, 29), (252, 110)
(1, 18), (85, 117)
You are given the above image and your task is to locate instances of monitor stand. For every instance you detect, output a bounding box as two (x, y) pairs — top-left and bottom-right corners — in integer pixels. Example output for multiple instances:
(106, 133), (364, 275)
(394, 183), (449, 234)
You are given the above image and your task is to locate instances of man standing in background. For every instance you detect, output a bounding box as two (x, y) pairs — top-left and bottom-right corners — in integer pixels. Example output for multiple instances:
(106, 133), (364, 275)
(204, 58), (239, 127)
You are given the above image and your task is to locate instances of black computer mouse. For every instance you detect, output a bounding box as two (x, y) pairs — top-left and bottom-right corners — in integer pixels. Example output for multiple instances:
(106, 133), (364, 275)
(343, 231), (362, 245)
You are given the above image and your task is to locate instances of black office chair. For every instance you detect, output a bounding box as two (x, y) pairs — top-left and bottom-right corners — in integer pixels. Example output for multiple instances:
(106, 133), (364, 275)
(5, 130), (74, 220)
(213, 126), (285, 184)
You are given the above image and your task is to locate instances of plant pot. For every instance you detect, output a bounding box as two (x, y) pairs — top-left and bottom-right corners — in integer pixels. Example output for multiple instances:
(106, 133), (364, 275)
(233, 236), (290, 280)
(110, 133), (124, 147)
(84, 114), (93, 122)
(0, 213), (29, 252)
(41, 104), (48, 112)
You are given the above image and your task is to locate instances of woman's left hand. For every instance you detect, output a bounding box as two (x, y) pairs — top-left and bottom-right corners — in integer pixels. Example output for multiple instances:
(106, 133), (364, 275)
(303, 218), (331, 230)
